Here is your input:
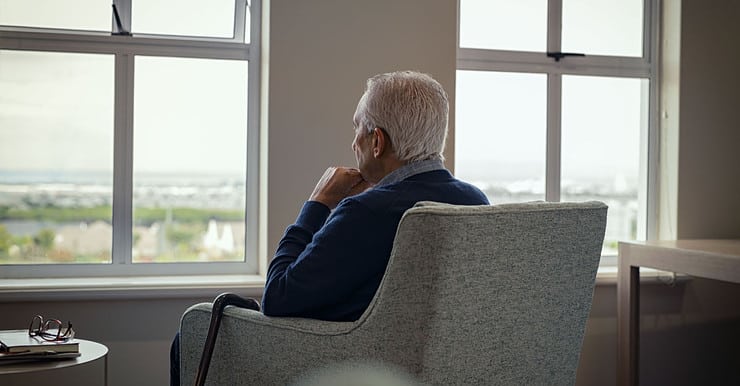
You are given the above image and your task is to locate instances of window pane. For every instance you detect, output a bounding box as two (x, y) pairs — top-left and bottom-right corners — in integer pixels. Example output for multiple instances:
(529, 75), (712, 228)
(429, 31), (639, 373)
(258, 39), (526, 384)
(561, 76), (647, 255)
(0, 50), (114, 265)
(459, 0), (547, 52)
(133, 56), (248, 263)
(455, 70), (547, 204)
(132, 0), (235, 38)
(562, 0), (644, 57)
(0, 0), (110, 31)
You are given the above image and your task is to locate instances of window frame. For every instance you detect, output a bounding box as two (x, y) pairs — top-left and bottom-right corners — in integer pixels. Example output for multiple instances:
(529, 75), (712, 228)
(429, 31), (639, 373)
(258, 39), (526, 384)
(0, 0), (262, 278)
(456, 0), (660, 264)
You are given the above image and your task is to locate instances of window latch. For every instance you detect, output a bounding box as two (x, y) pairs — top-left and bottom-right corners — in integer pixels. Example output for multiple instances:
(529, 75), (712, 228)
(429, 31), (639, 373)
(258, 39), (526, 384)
(546, 52), (586, 62)
(112, 4), (131, 36)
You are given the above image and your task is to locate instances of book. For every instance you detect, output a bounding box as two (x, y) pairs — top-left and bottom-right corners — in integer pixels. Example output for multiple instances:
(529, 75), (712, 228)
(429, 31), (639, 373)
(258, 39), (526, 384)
(0, 350), (81, 364)
(0, 329), (79, 354)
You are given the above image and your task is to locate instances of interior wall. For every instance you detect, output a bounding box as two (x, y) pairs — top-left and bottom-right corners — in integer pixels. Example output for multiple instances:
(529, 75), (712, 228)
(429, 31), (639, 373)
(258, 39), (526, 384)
(577, 278), (740, 386)
(657, 0), (680, 240)
(0, 297), (213, 386)
(675, 0), (740, 238)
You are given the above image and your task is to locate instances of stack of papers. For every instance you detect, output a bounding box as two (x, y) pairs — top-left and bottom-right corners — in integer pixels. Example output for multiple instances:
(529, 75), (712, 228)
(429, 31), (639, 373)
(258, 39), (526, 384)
(0, 329), (80, 363)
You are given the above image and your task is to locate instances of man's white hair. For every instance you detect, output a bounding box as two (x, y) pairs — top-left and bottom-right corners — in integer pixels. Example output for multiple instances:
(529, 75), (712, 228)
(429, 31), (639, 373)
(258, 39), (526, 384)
(354, 71), (448, 162)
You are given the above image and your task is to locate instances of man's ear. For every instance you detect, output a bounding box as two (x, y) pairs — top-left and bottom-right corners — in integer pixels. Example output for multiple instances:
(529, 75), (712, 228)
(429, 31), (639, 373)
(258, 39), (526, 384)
(372, 127), (387, 158)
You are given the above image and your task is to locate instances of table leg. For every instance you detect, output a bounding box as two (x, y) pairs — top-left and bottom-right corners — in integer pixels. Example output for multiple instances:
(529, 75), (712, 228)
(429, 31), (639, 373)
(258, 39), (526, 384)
(629, 266), (639, 385)
(618, 255), (640, 385)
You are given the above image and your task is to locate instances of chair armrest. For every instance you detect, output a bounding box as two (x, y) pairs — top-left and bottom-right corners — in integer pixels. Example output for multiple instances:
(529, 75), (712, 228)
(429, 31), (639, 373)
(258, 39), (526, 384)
(180, 303), (362, 385)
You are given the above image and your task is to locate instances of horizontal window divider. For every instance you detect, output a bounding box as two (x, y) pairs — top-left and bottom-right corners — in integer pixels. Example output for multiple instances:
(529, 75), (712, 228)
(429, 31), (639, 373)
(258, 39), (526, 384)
(117, 45), (250, 60)
(0, 26), (245, 43)
(458, 59), (650, 79)
(128, 32), (245, 44)
(0, 30), (250, 60)
(457, 48), (651, 78)
(458, 47), (650, 66)
(458, 48), (550, 63)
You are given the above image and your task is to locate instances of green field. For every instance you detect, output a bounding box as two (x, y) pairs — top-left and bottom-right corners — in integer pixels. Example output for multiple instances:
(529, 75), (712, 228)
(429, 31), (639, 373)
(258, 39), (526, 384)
(0, 205), (243, 224)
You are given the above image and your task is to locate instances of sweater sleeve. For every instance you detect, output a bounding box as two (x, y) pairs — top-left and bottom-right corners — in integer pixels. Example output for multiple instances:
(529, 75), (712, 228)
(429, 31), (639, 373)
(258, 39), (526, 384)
(261, 198), (386, 319)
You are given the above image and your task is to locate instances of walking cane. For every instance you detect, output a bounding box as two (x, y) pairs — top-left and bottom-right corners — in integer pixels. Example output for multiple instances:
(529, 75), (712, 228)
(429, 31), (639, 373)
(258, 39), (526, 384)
(195, 293), (260, 386)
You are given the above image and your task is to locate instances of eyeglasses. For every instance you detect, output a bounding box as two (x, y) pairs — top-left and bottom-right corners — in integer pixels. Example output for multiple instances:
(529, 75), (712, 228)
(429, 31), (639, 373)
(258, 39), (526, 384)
(28, 315), (75, 342)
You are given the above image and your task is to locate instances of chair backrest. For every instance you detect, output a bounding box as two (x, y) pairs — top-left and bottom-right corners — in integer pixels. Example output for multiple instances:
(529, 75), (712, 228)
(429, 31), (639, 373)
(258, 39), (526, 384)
(359, 201), (607, 385)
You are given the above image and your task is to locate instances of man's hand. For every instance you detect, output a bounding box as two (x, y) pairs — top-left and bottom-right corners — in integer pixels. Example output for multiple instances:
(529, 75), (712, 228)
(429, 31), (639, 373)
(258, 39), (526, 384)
(309, 167), (373, 209)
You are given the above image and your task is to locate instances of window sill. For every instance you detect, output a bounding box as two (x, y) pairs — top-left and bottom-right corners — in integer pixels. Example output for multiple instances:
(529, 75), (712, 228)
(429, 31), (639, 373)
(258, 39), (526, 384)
(0, 266), (686, 303)
(0, 275), (265, 302)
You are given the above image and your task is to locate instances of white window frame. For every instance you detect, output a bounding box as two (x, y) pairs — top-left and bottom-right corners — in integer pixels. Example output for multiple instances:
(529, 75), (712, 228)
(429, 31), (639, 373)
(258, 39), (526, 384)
(456, 0), (660, 265)
(0, 0), (261, 278)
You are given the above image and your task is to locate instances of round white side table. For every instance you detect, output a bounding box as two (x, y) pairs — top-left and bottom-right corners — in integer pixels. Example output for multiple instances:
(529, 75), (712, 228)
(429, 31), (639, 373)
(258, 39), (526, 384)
(0, 339), (108, 385)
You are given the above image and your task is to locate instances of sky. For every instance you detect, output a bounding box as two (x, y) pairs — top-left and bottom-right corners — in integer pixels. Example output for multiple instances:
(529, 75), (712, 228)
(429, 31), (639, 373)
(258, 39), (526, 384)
(0, 0), (248, 176)
(0, 0), (238, 34)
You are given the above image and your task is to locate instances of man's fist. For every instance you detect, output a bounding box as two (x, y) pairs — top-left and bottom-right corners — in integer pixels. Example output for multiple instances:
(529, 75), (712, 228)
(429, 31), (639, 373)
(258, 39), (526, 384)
(309, 167), (372, 209)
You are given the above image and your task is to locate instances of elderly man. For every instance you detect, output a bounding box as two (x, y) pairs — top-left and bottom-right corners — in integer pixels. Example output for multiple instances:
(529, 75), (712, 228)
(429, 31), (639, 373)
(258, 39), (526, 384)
(261, 71), (489, 321)
(170, 71), (488, 385)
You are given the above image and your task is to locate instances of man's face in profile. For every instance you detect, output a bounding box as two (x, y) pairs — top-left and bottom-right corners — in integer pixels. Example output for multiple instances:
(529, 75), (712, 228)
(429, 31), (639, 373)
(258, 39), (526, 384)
(352, 123), (371, 178)
(351, 96), (385, 184)
(351, 100), (369, 175)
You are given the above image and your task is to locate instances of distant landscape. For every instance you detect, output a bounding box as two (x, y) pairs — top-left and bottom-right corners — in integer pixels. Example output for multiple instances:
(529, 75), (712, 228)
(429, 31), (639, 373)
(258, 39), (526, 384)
(0, 166), (638, 264)
(0, 170), (246, 264)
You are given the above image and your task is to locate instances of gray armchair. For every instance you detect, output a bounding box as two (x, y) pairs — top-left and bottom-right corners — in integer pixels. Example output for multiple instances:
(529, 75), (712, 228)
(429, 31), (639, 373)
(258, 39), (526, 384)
(180, 201), (607, 385)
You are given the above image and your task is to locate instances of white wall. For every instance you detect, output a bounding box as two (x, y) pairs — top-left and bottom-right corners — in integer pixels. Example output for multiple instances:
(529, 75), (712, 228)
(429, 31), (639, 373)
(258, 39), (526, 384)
(0, 297), (208, 386)
(673, 0), (740, 238)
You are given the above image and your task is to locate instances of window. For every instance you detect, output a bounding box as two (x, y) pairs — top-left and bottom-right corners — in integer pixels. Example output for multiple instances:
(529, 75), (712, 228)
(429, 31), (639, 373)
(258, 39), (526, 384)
(456, 0), (658, 261)
(0, 0), (261, 277)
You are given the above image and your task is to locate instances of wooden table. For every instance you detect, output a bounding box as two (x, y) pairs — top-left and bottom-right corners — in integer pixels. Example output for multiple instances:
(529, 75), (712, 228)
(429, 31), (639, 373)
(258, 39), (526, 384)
(0, 339), (108, 385)
(617, 239), (740, 386)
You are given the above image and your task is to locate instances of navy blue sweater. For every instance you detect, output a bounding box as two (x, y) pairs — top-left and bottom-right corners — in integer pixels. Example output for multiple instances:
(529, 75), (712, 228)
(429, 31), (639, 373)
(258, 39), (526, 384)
(261, 169), (489, 321)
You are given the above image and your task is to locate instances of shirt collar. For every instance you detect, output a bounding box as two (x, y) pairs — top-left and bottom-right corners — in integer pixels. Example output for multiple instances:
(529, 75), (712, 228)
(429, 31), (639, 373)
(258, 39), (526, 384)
(375, 158), (446, 187)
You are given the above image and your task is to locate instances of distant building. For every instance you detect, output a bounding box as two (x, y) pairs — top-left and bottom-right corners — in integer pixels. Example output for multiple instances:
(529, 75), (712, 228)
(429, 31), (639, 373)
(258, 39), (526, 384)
(203, 220), (242, 259)
(133, 223), (161, 260)
(54, 221), (111, 256)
